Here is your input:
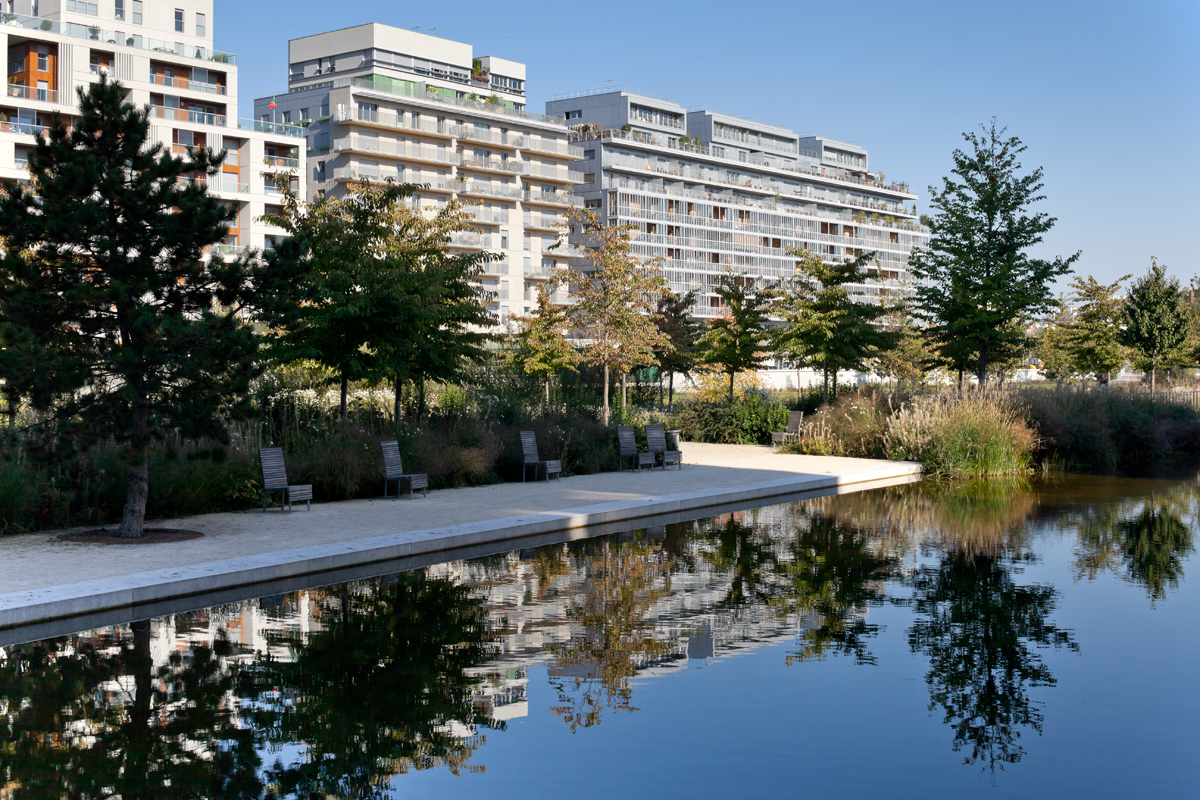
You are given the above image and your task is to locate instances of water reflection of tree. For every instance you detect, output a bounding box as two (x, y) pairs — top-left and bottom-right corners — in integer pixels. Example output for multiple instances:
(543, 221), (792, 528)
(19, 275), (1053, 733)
(0, 620), (261, 799)
(242, 573), (497, 797)
(1073, 496), (1195, 601)
(907, 548), (1078, 776)
(775, 510), (901, 666)
(549, 537), (677, 732)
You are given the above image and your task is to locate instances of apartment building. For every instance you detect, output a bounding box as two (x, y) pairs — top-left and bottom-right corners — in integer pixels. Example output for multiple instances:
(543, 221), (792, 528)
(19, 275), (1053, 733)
(545, 88), (926, 321)
(254, 23), (583, 319)
(0, 0), (304, 255)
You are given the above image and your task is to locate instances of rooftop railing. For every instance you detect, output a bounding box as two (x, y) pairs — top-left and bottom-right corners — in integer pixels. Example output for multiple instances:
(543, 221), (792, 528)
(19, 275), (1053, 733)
(0, 13), (235, 63)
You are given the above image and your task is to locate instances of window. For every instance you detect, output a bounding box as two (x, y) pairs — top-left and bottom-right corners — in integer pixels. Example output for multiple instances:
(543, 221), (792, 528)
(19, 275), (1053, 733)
(174, 9), (183, 31)
(523, 232), (530, 251)
(132, 0), (142, 24)
(565, 110), (581, 120)
(66, 0), (98, 14)
(8, 58), (22, 75)
(114, 0), (123, 19)
(36, 46), (48, 72)
(36, 80), (48, 101)
(195, 12), (205, 36)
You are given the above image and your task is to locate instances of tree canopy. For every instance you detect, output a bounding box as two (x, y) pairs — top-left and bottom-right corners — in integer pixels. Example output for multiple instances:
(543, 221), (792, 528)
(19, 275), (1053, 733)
(1120, 258), (1189, 392)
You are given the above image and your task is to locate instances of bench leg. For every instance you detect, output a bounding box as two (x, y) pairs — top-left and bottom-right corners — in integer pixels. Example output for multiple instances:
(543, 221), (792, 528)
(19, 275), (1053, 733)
(263, 491), (267, 512)
(306, 499), (311, 511)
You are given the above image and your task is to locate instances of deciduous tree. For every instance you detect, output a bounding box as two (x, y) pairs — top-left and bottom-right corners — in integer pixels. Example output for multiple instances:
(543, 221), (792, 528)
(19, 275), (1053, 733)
(1068, 274), (1129, 384)
(697, 271), (773, 404)
(652, 289), (701, 409)
(508, 277), (581, 404)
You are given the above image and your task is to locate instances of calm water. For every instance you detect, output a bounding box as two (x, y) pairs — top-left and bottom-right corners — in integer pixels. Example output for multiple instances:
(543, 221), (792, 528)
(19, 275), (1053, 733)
(2, 475), (1198, 798)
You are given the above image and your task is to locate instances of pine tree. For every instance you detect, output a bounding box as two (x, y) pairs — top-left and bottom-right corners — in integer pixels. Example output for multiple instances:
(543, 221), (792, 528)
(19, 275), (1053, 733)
(565, 208), (669, 425)
(773, 249), (898, 404)
(910, 120), (1078, 385)
(697, 271), (773, 404)
(0, 77), (267, 538)
(509, 278), (581, 404)
(1120, 258), (1189, 392)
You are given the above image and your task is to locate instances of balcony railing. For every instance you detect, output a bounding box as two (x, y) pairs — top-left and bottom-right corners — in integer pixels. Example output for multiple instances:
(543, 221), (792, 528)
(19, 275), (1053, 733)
(522, 138), (578, 157)
(521, 189), (583, 207)
(0, 13), (235, 63)
(465, 206), (510, 224)
(455, 126), (525, 148)
(523, 213), (565, 230)
(332, 136), (459, 165)
(524, 263), (558, 278)
(480, 258), (510, 275)
(526, 164), (584, 182)
(150, 73), (227, 95)
(332, 107), (450, 137)
(150, 106), (226, 127)
(240, 117), (306, 138)
(264, 155), (299, 168)
(344, 76), (565, 126)
(449, 231), (493, 248)
(6, 83), (58, 103)
(455, 181), (523, 200)
(0, 120), (49, 136)
(459, 155), (526, 175)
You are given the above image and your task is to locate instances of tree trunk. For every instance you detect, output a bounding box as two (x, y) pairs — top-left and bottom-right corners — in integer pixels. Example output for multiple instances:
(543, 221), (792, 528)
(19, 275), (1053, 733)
(621, 372), (627, 408)
(831, 368), (838, 401)
(126, 619), (154, 797)
(728, 371), (735, 404)
(977, 341), (989, 387)
(602, 363), (610, 425)
(1151, 360), (1156, 393)
(393, 375), (403, 422)
(544, 378), (550, 405)
(339, 371), (349, 426)
(822, 363), (829, 405)
(417, 378), (426, 421)
(797, 369), (803, 403)
(957, 365), (964, 394)
(118, 403), (150, 538)
(659, 372), (664, 408)
(668, 372), (675, 411)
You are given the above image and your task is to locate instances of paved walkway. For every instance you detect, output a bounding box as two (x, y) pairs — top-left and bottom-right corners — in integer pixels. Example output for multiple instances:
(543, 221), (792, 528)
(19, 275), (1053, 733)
(0, 444), (919, 628)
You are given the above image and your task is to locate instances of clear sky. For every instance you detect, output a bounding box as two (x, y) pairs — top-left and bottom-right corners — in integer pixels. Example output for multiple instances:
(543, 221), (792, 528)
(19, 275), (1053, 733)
(218, 0), (1199, 290)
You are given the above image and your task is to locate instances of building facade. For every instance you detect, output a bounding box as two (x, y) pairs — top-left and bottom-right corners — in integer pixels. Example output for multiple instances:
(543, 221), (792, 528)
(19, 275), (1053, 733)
(255, 24), (584, 320)
(545, 88), (925, 320)
(0, 0), (304, 255)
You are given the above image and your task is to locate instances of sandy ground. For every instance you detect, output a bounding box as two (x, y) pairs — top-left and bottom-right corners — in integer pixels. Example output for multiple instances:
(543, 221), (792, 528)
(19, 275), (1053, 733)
(0, 443), (914, 596)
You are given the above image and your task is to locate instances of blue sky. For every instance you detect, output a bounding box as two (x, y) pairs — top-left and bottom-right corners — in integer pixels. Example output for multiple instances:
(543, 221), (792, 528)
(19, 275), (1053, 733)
(218, 0), (1199, 290)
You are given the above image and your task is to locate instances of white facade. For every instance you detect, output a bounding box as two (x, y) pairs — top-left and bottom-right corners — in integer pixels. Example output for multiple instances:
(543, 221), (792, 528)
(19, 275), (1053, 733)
(257, 23), (585, 321)
(0, 0), (305, 255)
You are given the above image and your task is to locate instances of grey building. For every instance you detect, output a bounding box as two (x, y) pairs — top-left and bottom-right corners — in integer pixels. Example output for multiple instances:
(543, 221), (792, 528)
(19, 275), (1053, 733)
(546, 88), (926, 319)
(254, 24), (584, 320)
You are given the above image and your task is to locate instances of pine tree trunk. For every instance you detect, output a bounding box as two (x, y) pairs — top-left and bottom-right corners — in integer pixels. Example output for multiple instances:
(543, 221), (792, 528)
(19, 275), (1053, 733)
(118, 403), (150, 538)
(602, 363), (610, 425)
(977, 341), (989, 387)
(728, 371), (735, 404)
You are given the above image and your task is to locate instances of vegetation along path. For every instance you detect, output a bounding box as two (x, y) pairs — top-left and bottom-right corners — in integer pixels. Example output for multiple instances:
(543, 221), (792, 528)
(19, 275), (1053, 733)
(0, 444), (919, 629)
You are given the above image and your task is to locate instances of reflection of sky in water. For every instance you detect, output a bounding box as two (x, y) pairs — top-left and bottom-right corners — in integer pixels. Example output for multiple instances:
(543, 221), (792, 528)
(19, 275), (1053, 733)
(2, 477), (1197, 798)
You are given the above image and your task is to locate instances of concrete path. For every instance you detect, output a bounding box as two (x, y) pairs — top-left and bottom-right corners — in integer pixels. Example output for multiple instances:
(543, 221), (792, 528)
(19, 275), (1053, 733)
(0, 444), (920, 631)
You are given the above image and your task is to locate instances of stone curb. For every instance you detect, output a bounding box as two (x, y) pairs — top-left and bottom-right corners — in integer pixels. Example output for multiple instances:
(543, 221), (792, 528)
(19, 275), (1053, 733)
(0, 463), (920, 630)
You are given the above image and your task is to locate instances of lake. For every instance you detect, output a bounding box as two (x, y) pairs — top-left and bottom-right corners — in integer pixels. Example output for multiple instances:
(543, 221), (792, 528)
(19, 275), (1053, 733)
(1, 474), (1197, 798)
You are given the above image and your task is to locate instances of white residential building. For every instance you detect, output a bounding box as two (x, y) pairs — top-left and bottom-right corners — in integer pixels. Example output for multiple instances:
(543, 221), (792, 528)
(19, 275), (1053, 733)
(0, 0), (305, 255)
(256, 23), (584, 320)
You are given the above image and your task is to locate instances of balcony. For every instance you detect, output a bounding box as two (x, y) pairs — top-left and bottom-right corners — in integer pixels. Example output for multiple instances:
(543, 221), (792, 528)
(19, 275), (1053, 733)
(522, 138), (578, 158)
(150, 73), (227, 96)
(455, 181), (523, 201)
(346, 76), (564, 126)
(523, 263), (558, 279)
(526, 163), (585, 182)
(150, 106), (226, 127)
(332, 108), (452, 138)
(239, 117), (306, 138)
(449, 231), (493, 249)
(264, 155), (299, 169)
(464, 206), (509, 225)
(6, 83), (59, 104)
(0, 120), (49, 136)
(455, 126), (524, 149)
(331, 136), (460, 165)
(521, 189), (583, 207)
(0, 13), (235, 63)
(522, 213), (565, 231)
(459, 155), (526, 175)
(480, 258), (510, 276)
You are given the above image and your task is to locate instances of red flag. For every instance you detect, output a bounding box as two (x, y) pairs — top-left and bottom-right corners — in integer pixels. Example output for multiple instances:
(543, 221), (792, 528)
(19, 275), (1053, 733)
(268, 100), (277, 109)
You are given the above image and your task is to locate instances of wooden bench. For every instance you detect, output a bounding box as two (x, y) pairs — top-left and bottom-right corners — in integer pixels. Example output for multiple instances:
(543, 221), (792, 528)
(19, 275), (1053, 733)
(645, 424), (682, 470)
(259, 447), (313, 512)
(381, 440), (428, 499)
(521, 430), (561, 482)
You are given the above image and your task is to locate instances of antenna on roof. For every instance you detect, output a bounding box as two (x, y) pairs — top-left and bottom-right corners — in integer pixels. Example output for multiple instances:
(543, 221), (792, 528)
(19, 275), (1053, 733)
(410, 25), (420, 30)
(428, 26), (437, 32)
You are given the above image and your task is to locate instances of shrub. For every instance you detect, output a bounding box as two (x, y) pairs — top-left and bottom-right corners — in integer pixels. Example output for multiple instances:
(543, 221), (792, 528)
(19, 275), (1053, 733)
(884, 393), (1036, 479)
(670, 391), (788, 445)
